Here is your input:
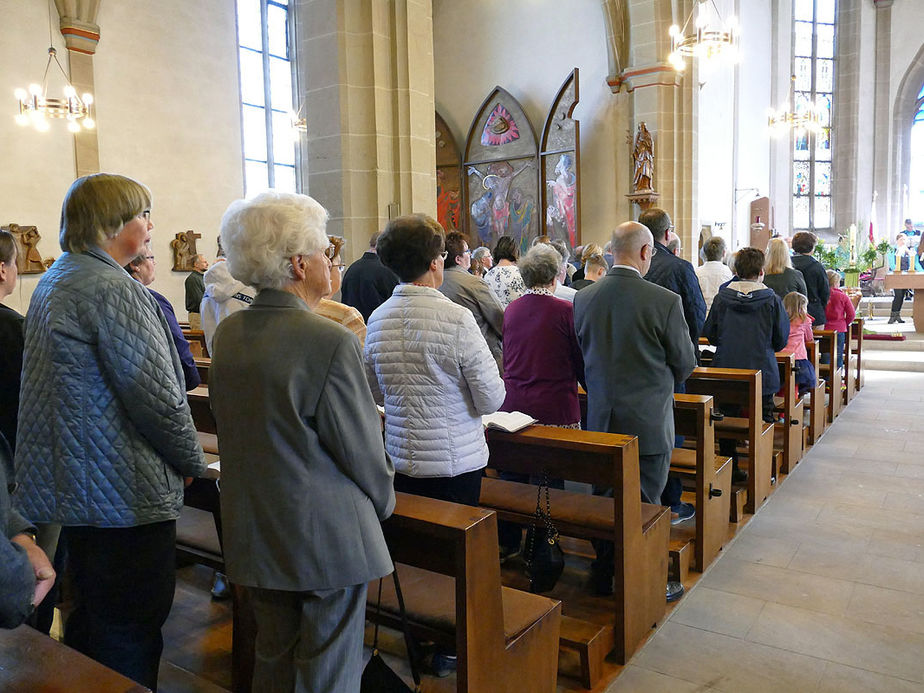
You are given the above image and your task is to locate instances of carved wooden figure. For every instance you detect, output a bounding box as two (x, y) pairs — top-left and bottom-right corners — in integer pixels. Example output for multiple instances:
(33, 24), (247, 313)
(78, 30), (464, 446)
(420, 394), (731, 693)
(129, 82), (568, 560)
(171, 230), (202, 271)
(2, 224), (51, 274)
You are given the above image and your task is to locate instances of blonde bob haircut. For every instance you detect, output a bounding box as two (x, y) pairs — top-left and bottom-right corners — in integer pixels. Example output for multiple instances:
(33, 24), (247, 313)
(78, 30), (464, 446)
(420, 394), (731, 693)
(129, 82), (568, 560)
(59, 173), (152, 253)
(764, 237), (793, 275)
(220, 191), (329, 291)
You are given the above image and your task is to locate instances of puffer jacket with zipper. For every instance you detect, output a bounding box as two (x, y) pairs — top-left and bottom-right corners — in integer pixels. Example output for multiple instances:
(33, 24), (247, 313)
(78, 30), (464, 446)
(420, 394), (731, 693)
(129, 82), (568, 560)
(364, 284), (505, 478)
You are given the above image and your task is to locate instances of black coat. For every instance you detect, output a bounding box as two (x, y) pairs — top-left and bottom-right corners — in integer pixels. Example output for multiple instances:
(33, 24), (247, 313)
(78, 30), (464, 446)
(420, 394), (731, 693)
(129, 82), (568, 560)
(0, 305), (23, 453)
(791, 254), (830, 326)
(644, 241), (707, 350)
(340, 252), (399, 322)
(703, 282), (790, 396)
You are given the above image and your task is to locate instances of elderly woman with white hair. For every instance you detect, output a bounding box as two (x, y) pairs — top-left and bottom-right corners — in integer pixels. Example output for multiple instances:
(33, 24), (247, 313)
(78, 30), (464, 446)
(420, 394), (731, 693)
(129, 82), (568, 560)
(208, 191), (395, 692)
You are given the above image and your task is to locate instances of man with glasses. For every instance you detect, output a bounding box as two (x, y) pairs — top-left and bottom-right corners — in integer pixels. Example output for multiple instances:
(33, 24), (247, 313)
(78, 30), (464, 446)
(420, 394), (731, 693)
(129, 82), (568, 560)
(574, 222), (695, 602)
(438, 231), (505, 374)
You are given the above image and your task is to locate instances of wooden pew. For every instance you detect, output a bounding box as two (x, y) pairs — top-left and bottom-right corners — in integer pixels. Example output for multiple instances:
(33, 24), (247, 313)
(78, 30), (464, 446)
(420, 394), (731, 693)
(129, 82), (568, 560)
(685, 368), (774, 516)
(813, 329), (842, 423)
(182, 329), (209, 358)
(842, 322), (856, 405)
(480, 427), (669, 669)
(669, 394), (732, 575)
(0, 624), (149, 691)
(774, 352), (804, 476)
(804, 340), (827, 445)
(187, 385), (215, 434)
(851, 316), (864, 394)
(194, 356), (210, 385)
(370, 493), (562, 693)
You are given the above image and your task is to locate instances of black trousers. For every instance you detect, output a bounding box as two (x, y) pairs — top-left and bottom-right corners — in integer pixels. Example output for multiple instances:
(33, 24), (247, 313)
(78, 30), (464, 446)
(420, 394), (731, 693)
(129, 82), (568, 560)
(393, 468), (482, 507)
(62, 521), (177, 692)
(892, 288), (907, 312)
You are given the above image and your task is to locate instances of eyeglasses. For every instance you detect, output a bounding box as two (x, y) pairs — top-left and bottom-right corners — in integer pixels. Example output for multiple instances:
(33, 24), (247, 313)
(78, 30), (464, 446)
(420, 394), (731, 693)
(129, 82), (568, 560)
(463, 249), (471, 255)
(648, 244), (657, 256)
(139, 210), (151, 221)
(145, 255), (155, 261)
(333, 263), (345, 271)
(439, 251), (448, 260)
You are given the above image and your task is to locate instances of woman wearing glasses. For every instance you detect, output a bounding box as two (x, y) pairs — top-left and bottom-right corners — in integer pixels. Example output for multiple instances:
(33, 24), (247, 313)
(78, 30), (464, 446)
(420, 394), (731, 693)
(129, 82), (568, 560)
(15, 174), (205, 690)
(124, 246), (200, 390)
(365, 214), (505, 508)
(315, 235), (366, 346)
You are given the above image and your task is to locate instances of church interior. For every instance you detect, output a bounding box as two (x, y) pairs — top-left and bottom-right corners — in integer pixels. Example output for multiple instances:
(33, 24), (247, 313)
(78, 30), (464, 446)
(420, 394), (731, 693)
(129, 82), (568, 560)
(2, 0), (924, 691)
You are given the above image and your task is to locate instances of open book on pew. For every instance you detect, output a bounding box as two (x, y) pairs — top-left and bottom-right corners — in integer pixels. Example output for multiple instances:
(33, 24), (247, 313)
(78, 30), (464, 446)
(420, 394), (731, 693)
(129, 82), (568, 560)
(481, 411), (537, 433)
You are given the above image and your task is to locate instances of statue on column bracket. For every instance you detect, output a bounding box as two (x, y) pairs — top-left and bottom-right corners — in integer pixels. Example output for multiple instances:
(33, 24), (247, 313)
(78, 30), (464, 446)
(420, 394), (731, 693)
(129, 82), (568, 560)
(625, 122), (660, 212)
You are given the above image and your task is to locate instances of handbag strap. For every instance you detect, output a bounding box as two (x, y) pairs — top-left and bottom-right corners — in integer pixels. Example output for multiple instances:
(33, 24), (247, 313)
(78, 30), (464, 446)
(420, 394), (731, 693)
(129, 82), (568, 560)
(525, 471), (559, 571)
(391, 568), (422, 691)
(369, 577), (384, 653)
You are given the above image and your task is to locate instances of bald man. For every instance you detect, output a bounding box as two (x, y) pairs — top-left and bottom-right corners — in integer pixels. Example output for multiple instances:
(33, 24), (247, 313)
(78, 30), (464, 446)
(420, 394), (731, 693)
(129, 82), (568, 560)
(573, 221), (696, 598)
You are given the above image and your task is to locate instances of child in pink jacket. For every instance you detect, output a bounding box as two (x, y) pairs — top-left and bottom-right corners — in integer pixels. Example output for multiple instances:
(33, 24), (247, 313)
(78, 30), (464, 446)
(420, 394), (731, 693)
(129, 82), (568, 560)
(782, 292), (816, 397)
(824, 270), (856, 369)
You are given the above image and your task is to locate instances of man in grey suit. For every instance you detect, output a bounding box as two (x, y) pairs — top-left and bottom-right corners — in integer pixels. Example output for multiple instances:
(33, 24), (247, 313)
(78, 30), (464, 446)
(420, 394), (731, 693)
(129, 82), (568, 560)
(574, 221), (696, 597)
(209, 191), (395, 692)
(438, 231), (505, 372)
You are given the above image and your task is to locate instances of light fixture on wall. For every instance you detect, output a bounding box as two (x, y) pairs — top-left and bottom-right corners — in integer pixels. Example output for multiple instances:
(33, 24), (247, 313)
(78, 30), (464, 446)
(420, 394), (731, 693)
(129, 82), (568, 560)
(668, 0), (739, 72)
(767, 75), (823, 137)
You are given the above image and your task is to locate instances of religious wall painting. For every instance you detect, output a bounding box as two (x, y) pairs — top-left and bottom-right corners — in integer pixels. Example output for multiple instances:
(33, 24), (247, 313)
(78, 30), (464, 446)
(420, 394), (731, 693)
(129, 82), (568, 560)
(171, 229), (203, 271)
(540, 69), (580, 248)
(464, 87), (539, 251)
(435, 112), (463, 234)
(2, 223), (52, 273)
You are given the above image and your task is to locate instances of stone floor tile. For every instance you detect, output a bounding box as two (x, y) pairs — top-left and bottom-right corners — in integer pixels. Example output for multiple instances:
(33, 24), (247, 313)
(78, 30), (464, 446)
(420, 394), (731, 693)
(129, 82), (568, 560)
(633, 622), (827, 693)
(721, 533), (800, 568)
(854, 552), (924, 594)
(747, 602), (924, 683)
(603, 665), (711, 693)
(812, 455), (899, 476)
(815, 661), (923, 693)
(866, 527), (924, 563)
(845, 582), (924, 635)
(669, 586), (766, 639)
(746, 514), (873, 552)
(786, 542), (868, 582)
(882, 490), (924, 515)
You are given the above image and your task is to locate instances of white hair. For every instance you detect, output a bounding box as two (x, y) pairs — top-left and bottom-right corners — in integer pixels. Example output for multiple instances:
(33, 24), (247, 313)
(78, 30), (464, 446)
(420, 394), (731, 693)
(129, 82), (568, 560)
(518, 244), (562, 288)
(220, 191), (329, 291)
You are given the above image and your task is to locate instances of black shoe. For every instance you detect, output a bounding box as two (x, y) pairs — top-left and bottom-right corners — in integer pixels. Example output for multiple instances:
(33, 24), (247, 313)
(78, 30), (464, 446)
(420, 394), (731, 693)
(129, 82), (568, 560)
(666, 581), (684, 603)
(670, 502), (695, 525)
(732, 466), (748, 484)
(211, 571), (231, 600)
(429, 652), (457, 678)
(590, 570), (614, 597)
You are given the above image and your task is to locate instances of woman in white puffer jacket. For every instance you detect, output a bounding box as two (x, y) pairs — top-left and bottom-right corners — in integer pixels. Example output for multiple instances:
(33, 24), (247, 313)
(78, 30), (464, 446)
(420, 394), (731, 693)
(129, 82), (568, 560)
(365, 214), (506, 506)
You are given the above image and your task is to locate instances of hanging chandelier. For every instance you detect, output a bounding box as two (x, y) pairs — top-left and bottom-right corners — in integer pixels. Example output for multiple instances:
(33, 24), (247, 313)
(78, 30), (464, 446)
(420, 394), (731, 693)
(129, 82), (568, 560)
(668, 0), (739, 72)
(768, 75), (824, 136)
(15, 46), (94, 133)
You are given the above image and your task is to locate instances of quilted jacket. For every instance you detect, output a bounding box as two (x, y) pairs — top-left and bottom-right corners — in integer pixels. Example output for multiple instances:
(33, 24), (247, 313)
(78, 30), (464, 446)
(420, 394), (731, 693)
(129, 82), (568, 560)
(15, 248), (206, 527)
(364, 284), (506, 478)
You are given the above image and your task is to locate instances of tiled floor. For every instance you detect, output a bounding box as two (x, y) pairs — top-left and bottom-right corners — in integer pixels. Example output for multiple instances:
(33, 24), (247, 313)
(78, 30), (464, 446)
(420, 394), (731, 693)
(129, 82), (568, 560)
(607, 370), (924, 693)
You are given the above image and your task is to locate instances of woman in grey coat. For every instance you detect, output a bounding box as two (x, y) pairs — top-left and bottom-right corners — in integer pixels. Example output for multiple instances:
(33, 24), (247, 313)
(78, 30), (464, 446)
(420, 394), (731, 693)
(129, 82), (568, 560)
(763, 237), (808, 300)
(210, 191), (395, 693)
(15, 174), (206, 690)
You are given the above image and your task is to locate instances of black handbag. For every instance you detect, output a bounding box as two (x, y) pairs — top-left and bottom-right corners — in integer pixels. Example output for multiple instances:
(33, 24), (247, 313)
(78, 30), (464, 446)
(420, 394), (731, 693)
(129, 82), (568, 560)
(361, 570), (421, 693)
(524, 472), (565, 594)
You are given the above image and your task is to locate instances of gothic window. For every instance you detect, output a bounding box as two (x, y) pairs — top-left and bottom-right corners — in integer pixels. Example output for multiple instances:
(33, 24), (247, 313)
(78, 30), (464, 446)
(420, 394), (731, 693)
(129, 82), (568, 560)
(237, 0), (297, 195)
(792, 0), (835, 233)
(910, 84), (924, 221)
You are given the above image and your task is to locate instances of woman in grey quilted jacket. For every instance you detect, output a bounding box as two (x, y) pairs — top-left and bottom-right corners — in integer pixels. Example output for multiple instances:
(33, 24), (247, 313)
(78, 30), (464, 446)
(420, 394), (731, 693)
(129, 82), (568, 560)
(14, 174), (206, 690)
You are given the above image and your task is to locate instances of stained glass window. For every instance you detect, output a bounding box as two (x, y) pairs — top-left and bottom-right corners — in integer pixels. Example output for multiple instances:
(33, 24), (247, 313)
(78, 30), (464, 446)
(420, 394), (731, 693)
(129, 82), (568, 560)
(238, 0), (297, 195)
(792, 0), (836, 233)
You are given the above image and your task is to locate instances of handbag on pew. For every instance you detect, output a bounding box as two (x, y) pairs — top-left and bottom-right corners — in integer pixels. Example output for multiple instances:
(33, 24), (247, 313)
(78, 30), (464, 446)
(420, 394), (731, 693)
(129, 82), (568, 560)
(524, 472), (565, 594)
(362, 569), (422, 693)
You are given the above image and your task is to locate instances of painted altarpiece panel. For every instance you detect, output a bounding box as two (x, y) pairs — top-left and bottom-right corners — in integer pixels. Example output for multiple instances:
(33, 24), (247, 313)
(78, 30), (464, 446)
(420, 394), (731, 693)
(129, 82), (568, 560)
(435, 112), (464, 234)
(464, 88), (539, 253)
(540, 69), (580, 248)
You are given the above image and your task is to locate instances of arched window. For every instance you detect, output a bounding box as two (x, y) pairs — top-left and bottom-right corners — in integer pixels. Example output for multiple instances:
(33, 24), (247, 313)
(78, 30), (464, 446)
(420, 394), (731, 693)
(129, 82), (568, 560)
(237, 0), (297, 195)
(792, 0), (835, 234)
(910, 83), (924, 222)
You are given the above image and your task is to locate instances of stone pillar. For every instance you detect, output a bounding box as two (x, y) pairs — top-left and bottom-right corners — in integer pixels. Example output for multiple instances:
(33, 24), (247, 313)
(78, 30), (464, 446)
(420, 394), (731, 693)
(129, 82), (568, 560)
(618, 0), (697, 260)
(295, 0), (436, 261)
(54, 0), (101, 178)
(871, 0), (893, 236)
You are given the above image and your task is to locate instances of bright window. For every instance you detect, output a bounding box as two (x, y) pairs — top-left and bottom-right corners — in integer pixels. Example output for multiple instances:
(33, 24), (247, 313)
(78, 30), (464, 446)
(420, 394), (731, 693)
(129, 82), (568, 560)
(910, 89), (924, 223)
(792, 0), (835, 233)
(237, 0), (297, 195)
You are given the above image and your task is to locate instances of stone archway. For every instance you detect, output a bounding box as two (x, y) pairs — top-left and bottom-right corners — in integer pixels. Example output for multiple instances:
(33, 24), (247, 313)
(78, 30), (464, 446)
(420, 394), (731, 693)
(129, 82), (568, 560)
(890, 42), (924, 238)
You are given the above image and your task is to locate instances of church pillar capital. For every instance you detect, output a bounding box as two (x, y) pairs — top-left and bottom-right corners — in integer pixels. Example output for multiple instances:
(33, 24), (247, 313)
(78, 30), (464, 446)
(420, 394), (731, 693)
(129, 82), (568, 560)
(54, 1), (101, 54)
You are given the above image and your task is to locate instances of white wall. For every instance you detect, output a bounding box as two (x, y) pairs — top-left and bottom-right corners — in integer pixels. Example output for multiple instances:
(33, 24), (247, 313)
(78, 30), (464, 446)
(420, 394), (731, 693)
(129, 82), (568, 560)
(432, 0), (630, 251)
(0, 0), (243, 315)
(888, 1), (924, 109)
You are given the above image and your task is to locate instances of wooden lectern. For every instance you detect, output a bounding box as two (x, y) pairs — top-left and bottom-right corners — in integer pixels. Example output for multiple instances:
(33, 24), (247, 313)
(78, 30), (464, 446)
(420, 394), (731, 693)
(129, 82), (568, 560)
(884, 272), (924, 332)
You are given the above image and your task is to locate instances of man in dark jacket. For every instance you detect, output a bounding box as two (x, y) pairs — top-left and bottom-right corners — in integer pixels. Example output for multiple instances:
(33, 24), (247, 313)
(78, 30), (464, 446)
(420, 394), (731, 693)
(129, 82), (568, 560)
(640, 208), (707, 351)
(0, 434), (55, 629)
(790, 231), (829, 327)
(340, 230), (399, 322)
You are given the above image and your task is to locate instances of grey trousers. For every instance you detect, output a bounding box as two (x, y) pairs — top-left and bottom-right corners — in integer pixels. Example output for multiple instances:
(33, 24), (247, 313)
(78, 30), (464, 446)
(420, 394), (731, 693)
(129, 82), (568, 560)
(249, 583), (368, 693)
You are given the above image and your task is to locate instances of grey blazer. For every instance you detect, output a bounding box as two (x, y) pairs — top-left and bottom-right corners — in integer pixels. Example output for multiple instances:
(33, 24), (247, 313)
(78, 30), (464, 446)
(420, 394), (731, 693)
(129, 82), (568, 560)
(574, 267), (697, 455)
(438, 266), (505, 368)
(209, 289), (395, 591)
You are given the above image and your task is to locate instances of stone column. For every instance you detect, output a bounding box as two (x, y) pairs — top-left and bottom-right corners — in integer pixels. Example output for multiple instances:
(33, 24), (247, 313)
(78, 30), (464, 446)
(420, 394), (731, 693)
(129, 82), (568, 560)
(54, 0), (101, 178)
(295, 0), (436, 260)
(617, 0), (697, 260)
(872, 0), (893, 236)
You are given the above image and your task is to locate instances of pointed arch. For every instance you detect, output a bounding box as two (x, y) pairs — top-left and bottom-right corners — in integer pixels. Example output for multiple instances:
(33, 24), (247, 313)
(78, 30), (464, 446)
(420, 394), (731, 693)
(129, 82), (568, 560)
(540, 69), (581, 247)
(435, 111), (463, 234)
(463, 87), (539, 251)
(891, 43), (924, 231)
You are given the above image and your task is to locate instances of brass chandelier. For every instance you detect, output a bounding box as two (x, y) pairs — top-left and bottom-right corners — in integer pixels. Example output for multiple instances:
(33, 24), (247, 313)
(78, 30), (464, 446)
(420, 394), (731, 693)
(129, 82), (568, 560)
(668, 0), (739, 72)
